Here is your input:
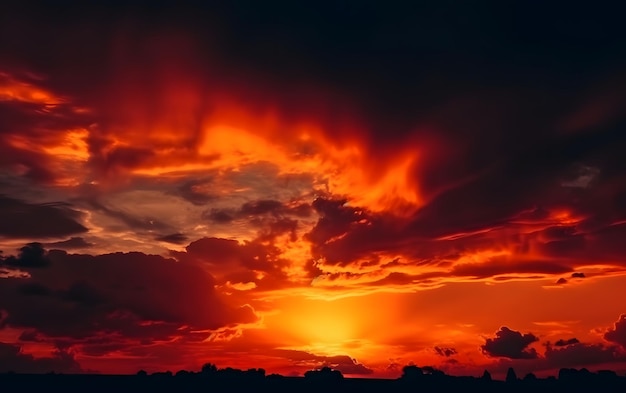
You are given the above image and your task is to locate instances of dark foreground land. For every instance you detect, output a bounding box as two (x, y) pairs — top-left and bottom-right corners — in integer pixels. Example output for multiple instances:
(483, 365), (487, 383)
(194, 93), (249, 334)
(1, 367), (625, 393)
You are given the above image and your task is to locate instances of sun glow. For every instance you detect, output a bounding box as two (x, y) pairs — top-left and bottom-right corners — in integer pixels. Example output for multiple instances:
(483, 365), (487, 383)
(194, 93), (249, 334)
(280, 300), (359, 354)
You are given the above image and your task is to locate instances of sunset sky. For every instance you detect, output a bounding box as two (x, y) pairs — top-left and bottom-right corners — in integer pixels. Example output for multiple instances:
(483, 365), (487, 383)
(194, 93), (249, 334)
(1, 1), (626, 379)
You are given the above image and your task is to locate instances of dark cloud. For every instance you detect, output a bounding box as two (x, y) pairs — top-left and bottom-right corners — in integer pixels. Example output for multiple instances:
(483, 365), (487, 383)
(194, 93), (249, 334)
(481, 327), (539, 359)
(93, 146), (155, 174)
(59, 281), (105, 306)
(85, 199), (171, 232)
(255, 217), (298, 243)
(545, 342), (623, 369)
(484, 319), (626, 374)
(0, 245), (258, 346)
(307, 198), (363, 245)
(434, 346), (457, 357)
(323, 355), (374, 375)
(240, 200), (284, 216)
(2, 242), (50, 269)
(202, 200), (310, 255)
(0, 342), (84, 374)
(18, 282), (53, 297)
(78, 339), (128, 357)
(218, 200), (311, 246)
(176, 178), (217, 206)
(155, 233), (189, 245)
(270, 349), (373, 375)
(205, 208), (235, 223)
(305, 198), (390, 265)
(554, 338), (580, 347)
(18, 330), (42, 342)
(2, 2), (626, 285)
(206, 200), (311, 237)
(288, 202), (313, 218)
(303, 186), (626, 289)
(183, 237), (244, 263)
(0, 196), (87, 238)
(177, 237), (291, 290)
(604, 314), (626, 348)
(44, 237), (94, 249)
(488, 340), (626, 380)
(453, 260), (572, 280)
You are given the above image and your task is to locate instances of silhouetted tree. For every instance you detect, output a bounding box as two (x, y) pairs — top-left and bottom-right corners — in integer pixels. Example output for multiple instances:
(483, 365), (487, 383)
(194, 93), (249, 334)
(219, 366), (244, 379)
(422, 366), (445, 377)
(598, 370), (617, 379)
(506, 367), (518, 383)
(304, 367), (343, 383)
(558, 368), (575, 381)
(201, 362), (218, 375)
(245, 368), (265, 380)
(2, 362), (626, 392)
(524, 372), (537, 381)
(400, 365), (424, 381)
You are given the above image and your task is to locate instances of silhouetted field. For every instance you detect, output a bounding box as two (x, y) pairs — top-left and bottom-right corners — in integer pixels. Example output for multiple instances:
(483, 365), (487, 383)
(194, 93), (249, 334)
(0, 366), (625, 392)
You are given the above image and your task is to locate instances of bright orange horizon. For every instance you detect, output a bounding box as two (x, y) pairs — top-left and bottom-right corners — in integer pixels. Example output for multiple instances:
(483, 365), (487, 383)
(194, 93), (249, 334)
(0, 2), (625, 380)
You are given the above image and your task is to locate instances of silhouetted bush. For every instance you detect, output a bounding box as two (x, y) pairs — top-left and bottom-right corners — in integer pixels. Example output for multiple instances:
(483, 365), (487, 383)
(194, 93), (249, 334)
(304, 367), (343, 383)
(506, 367), (517, 383)
(523, 372), (537, 381)
(400, 365), (423, 381)
(201, 363), (218, 375)
(1, 364), (625, 393)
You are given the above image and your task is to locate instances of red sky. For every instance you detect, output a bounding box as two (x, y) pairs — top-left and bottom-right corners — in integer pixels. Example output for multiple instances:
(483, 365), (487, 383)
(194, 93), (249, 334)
(1, 1), (626, 379)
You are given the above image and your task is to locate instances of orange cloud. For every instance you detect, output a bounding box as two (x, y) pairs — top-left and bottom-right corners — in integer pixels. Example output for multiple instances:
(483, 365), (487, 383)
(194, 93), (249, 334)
(0, 72), (65, 106)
